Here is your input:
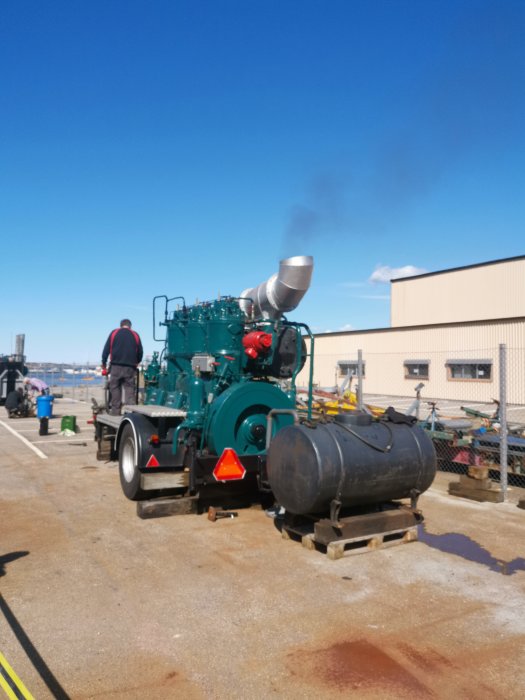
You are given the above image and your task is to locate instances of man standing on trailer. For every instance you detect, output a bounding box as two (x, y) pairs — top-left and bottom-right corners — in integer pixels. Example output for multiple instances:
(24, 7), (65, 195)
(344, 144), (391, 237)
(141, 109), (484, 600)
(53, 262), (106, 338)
(102, 319), (143, 415)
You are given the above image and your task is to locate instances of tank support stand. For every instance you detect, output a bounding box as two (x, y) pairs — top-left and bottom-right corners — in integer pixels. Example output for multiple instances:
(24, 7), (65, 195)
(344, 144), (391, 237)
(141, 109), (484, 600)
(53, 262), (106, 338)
(282, 502), (423, 560)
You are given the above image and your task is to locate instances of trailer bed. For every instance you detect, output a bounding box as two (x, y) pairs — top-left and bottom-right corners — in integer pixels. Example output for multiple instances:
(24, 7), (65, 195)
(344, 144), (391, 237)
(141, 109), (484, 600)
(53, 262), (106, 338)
(95, 404), (187, 429)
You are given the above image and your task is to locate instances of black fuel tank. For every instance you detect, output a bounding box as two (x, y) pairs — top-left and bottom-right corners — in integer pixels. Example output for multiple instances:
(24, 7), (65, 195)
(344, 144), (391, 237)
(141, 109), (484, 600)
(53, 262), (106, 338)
(266, 413), (436, 515)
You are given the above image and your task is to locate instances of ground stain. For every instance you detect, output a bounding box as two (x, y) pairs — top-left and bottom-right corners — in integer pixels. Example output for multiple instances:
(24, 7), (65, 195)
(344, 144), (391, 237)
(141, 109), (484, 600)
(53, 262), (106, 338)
(288, 639), (430, 695)
(397, 642), (455, 672)
(417, 523), (525, 575)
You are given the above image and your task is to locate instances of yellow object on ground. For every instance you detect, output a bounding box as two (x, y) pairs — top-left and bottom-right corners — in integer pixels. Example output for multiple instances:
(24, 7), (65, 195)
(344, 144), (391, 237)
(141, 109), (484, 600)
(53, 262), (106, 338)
(299, 389), (385, 418)
(0, 652), (35, 700)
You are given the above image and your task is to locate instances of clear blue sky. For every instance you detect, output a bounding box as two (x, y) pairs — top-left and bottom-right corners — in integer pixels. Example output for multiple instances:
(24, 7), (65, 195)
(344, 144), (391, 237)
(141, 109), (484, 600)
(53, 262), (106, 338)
(1, 0), (523, 363)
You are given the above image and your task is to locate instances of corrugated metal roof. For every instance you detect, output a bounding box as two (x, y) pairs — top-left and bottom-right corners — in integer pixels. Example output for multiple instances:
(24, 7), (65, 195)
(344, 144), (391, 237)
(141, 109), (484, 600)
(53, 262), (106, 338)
(312, 316), (525, 338)
(391, 254), (525, 283)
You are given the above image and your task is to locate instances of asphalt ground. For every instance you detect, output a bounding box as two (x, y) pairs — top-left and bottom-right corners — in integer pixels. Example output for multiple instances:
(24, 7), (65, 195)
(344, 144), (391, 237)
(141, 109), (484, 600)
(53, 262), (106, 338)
(1, 391), (525, 699)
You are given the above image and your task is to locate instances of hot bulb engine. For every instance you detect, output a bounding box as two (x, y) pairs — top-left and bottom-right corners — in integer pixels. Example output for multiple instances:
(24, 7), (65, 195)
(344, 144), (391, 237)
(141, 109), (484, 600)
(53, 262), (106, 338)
(111, 253), (435, 517)
(120, 256), (314, 500)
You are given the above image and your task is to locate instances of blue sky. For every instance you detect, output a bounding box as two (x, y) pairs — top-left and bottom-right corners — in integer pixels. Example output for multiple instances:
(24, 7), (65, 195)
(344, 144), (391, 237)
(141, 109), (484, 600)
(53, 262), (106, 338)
(1, 0), (523, 363)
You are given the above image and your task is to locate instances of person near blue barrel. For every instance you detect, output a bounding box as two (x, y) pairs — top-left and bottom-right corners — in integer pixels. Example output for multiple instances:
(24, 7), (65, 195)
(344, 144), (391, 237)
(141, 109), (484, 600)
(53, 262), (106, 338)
(24, 376), (50, 396)
(102, 319), (143, 415)
(24, 377), (50, 416)
(5, 387), (26, 418)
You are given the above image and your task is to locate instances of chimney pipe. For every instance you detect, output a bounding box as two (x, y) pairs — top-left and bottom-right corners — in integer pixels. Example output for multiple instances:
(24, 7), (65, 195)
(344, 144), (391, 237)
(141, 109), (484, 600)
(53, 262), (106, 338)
(15, 334), (25, 361)
(240, 255), (313, 320)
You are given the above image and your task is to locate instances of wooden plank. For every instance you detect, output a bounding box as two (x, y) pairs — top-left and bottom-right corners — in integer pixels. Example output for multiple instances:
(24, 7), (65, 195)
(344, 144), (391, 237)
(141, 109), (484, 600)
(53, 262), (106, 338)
(136, 495), (198, 519)
(140, 471), (189, 491)
(314, 507), (420, 545)
(282, 505), (422, 559)
(458, 474), (493, 490)
(448, 481), (504, 503)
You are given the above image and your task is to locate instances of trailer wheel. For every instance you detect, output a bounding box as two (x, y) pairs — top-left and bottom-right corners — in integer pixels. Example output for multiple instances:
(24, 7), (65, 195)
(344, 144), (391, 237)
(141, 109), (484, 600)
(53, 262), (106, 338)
(119, 423), (147, 501)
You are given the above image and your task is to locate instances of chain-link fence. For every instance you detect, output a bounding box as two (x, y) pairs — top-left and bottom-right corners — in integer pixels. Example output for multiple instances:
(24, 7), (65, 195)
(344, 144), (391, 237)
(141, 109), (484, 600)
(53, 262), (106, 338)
(299, 343), (525, 501)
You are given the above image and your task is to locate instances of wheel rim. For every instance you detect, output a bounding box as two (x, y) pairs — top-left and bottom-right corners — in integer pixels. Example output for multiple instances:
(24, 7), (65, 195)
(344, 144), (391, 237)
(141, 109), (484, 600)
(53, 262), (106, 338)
(121, 437), (136, 483)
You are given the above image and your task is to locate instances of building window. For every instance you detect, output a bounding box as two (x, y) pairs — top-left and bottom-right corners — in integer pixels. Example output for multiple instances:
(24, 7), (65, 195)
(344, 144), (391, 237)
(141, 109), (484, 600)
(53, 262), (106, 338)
(404, 361), (429, 380)
(338, 361), (365, 378)
(446, 360), (492, 381)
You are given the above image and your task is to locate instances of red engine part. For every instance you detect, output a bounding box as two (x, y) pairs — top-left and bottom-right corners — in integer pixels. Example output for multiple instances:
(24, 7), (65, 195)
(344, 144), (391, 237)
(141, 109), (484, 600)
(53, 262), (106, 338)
(242, 331), (272, 359)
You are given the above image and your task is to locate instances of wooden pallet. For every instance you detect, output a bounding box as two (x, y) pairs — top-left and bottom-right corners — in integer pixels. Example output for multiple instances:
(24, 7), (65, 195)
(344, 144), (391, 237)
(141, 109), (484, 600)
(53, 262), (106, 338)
(281, 504), (422, 560)
(299, 525), (418, 560)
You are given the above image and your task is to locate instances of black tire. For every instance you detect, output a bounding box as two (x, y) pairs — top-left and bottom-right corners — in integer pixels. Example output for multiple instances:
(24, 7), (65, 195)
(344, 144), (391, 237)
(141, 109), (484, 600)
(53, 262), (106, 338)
(118, 423), (147, 501)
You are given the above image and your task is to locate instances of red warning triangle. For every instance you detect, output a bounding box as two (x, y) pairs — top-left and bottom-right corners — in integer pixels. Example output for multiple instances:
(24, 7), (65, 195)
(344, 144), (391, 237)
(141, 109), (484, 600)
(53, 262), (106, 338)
(213, 448), (246, 481)
(145, 454), (160, 468)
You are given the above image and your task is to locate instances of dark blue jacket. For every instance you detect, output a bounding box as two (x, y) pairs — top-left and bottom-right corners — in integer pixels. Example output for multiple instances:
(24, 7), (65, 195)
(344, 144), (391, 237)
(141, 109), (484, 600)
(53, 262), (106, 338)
(102, 328), (143, 368)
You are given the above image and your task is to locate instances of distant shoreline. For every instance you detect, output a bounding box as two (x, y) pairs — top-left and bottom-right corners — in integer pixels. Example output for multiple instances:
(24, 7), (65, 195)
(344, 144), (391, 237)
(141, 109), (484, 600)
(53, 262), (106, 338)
(28, 371), (105, 388)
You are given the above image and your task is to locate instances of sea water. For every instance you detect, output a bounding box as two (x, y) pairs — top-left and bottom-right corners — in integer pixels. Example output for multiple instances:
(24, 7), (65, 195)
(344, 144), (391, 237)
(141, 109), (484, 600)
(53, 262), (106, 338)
(28, 371), (105, 388)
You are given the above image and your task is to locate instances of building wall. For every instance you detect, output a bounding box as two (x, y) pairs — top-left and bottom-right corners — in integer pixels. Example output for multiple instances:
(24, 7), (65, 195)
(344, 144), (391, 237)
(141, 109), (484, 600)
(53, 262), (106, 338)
(298, 318), (525, 404)
(391, 257), (525, 327)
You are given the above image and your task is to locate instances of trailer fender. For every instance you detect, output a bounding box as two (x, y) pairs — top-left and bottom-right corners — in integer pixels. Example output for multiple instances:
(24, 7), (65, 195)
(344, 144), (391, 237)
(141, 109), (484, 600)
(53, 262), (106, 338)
(115, 412), (155, 470)
(115, 412), (185, 470)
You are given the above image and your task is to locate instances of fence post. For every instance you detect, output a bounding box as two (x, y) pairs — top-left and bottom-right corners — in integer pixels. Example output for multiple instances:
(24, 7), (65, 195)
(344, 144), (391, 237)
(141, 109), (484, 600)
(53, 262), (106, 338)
(499, 343), (508, 500)
(357, 349), (363, 411)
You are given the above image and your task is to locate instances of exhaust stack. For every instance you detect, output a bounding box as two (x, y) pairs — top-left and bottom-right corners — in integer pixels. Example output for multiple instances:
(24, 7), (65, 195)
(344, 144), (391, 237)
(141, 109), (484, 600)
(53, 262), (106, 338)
(15, 334), (25, 361)
(240, 255), (314, 320)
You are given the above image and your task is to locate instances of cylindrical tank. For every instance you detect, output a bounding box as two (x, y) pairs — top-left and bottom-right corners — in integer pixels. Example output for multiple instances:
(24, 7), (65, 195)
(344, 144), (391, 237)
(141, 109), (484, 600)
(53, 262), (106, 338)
(187, 304), (209, 354)
(167, 310), (190, 380)
(167, 312), (187, 355)
(36, 395), (54, 419)
(207, 299), (244, 376)
(266, 413), (436, 515)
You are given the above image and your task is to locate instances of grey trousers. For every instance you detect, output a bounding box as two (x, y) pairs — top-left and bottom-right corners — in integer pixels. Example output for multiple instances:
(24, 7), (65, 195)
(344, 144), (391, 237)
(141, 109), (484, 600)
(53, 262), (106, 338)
(109, 365), (136, 414)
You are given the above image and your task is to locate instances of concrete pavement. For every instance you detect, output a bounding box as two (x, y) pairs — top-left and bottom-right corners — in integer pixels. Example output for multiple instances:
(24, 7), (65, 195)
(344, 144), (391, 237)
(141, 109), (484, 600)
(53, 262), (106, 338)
(1, 395), (525, 699)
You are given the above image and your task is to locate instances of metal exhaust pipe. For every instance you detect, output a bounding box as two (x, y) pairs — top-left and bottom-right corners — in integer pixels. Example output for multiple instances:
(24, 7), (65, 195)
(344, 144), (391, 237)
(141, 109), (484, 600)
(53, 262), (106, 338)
(240, 255), (314, 320)
(15, 334), (25, 361)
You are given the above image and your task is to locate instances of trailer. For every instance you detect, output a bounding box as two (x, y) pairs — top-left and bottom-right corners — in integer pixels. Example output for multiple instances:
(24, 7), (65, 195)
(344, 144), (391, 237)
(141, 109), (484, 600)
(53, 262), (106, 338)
(94, 256), (314, 505)
(94, 256), (436, 525)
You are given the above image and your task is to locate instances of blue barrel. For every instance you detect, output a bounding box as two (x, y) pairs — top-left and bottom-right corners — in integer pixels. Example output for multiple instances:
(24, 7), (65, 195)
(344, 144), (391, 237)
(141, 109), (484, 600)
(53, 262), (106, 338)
(36, 395), (54, 418)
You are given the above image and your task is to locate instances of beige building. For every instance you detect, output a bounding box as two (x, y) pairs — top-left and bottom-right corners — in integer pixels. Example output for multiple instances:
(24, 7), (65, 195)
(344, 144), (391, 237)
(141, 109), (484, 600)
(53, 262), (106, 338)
(299, 255), (525, 404)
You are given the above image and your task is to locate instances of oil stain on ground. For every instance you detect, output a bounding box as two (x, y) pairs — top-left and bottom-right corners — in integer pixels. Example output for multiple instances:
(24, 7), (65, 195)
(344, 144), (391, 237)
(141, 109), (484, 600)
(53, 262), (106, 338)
(287, 639), (430, 696)
(417, 523), (525, 575)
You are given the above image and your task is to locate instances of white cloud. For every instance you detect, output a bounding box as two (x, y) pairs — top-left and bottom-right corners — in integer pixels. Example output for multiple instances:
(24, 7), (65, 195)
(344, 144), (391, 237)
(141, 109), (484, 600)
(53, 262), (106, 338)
(339, 323), (354, 331)
(354, 294), (390, 300)
(369, 264), (428, 284)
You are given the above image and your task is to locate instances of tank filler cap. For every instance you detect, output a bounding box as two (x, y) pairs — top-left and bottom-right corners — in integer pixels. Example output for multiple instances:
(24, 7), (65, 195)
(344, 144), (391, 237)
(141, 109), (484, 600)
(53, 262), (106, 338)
(334, 412), (373, 426)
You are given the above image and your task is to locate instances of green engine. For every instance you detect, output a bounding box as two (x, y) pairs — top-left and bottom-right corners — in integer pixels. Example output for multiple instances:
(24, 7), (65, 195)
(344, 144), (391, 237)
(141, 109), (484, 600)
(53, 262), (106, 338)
(115, 256), (314, 501)
(145, 295), (308, 456)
